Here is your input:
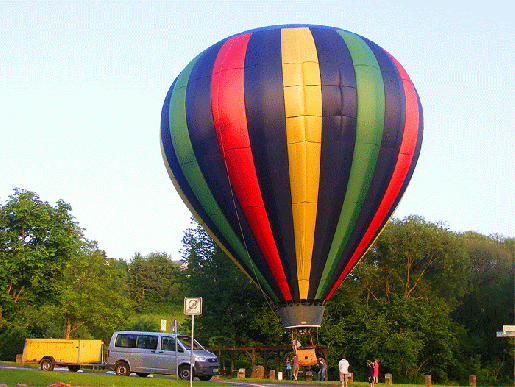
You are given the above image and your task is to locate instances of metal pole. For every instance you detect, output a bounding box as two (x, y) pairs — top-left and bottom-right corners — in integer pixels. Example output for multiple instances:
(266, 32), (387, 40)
(190, 314), (194, 387)
(175, 319), (179, 381)
(512, 336), (514, 387)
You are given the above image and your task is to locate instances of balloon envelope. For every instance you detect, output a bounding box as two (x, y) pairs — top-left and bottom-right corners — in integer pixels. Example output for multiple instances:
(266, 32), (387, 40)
(161, 24), (423, 308)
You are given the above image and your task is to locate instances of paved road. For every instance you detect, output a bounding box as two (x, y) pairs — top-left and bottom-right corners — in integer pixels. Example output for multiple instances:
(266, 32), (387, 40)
(212, 378), (329, 387)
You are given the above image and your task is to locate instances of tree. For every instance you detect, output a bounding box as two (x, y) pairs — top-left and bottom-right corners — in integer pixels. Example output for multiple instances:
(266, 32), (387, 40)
(363, 216), (469, 307)
(60, 243), (132, 340)
(181, 220), (284, 345)
(127, 252), (185, 312)
(321, 216), (470, 383)
(454, 233), (515, 384)
(178, 215), (513, 384)
(0, 189), (83, 325)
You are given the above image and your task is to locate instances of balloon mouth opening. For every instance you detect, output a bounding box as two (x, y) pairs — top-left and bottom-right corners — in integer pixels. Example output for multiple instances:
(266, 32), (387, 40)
(277, 303), (325, 329)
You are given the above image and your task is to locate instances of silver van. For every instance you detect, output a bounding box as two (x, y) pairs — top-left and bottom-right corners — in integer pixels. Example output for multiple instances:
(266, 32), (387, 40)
(106, 331), (220, 380)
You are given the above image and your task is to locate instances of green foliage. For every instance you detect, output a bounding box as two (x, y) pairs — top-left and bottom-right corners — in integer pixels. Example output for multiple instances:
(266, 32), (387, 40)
(60, 246), (132, 340)
(363, 216), (470, 306)
(0, 326), (29, 361)
(2, 188), (512, 385)
(208, 335), (236, 347)
(23, 303), (65, 338)
(181, 220), (285, 346)
(321, 216), (486, 384)
(178, 215), (513, 385)
(0, 189), (84, 323)
(244, 305), (285, 345)
(454, 232), (515, 385)
(127, 252), (185, 312)
(128, 314), (161, 332)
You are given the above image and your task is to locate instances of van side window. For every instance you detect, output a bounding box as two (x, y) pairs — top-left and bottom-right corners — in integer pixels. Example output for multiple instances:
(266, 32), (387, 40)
(161, 336), (176, 351)
(115, 334), (137, 348)
(136, 335), (158, 350)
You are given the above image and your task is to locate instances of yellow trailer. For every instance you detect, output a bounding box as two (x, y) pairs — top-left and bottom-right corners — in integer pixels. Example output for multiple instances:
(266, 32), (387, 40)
(21, 339), (104, 372)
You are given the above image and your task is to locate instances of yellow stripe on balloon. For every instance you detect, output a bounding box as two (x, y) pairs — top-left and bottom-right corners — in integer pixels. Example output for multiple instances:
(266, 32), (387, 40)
(281, 27), (322, 299)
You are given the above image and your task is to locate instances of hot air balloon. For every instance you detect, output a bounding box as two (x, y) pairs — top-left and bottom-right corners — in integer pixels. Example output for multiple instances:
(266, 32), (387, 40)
(161, 24), (423, 331)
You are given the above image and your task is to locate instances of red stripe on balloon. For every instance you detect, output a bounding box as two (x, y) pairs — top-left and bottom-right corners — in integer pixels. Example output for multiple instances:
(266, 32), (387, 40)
(211, 34), (293, 300)
(325, 53), (420, 300)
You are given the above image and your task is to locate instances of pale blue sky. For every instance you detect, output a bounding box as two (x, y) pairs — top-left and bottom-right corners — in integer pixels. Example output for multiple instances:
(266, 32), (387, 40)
(1, 1), (514, 260)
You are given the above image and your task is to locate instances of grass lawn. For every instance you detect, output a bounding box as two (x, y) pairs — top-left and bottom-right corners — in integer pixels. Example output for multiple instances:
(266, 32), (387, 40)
(0, 366), (211, 387)
(0, 364), (486, 387)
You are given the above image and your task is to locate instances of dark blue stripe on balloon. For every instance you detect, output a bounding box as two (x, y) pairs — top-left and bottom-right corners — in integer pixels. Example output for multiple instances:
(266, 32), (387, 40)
(160, 79), (258, 283)
(185, 38), (284, 301)
(320, 35), (409, 300)
(329, 93), (423, 301)
(244, 28), (299, 300)
(307, 27), (358, 300)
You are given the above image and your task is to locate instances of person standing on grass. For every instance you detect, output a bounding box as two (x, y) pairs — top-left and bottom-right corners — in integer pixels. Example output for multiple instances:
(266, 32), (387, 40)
(367, 360), (374, 387)
(317, 357), (327, 381)
(373, 359), (379, 384)
(339, 354), (350, 387)
(285, 357), (292, 380)
(292, 353), (299, 381)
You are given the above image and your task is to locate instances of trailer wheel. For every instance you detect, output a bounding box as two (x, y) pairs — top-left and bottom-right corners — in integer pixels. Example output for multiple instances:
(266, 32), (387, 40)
(115, 360), (130, 376)
(68, 365), (80, 372)
(40, 358), (55, 371)
(178, 364), (191, 380)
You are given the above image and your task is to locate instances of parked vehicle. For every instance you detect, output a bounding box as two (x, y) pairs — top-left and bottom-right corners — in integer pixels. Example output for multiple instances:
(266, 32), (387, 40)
(105, 331), (220, 380)
(21, 339), (104, 372)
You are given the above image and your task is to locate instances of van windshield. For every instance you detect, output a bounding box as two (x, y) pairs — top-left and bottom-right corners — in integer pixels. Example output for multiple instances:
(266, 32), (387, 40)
(177, 335), (204, 350)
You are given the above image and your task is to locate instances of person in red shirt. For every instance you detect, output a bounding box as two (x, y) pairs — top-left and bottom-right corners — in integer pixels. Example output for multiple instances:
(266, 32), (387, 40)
(373, 359), (379, 384)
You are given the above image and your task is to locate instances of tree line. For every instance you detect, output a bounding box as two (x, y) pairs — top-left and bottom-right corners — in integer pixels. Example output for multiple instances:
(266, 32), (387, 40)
(180, 209), (515, 385)
(1, 189), (513, 385)
(0, 189), (185, 356)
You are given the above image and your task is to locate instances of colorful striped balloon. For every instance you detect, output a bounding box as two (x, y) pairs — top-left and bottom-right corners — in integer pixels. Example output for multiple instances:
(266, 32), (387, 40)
(161, 25), (423, 319)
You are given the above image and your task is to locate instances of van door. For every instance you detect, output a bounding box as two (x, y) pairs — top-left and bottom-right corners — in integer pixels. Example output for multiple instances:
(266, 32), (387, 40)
(152, 335), (182, 375)
(130, 334), (160, 373)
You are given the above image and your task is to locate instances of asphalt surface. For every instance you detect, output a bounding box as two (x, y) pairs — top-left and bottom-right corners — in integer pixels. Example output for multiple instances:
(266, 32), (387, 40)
(212, 377), (328, 387)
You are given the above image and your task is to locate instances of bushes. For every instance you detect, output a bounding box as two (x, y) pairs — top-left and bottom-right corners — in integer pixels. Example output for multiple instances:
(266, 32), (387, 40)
(127, 315), (160, 332)
(0, 326), (29, 361)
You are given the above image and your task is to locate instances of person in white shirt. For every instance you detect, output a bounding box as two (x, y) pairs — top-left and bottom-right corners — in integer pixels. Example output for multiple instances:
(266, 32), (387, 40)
(339, 354), (350, 387)
(292, 354), (299, 381)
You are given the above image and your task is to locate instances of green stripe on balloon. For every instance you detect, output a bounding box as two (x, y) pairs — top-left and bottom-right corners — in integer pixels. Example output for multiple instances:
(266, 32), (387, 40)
(168, 54), (279, 302)
(316, 31), (386, 299)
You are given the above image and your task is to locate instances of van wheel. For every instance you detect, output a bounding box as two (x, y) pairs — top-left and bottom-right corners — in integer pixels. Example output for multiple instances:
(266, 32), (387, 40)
(40, 358), (54, 371)
(115, 361), (130, 376)
(68, 365), (80, 372)
(136, 372), (149, 377)
(178, 365), (191, 380)
(199, 375), (212, 381)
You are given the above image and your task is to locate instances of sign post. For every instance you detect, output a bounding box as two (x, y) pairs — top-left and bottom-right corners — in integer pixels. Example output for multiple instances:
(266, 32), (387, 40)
(184, 297), (202, 387)
(172, 319), (180, 381)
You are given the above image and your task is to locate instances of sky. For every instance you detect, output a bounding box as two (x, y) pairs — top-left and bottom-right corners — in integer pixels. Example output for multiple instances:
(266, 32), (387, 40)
(1, 1), (514, 261)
